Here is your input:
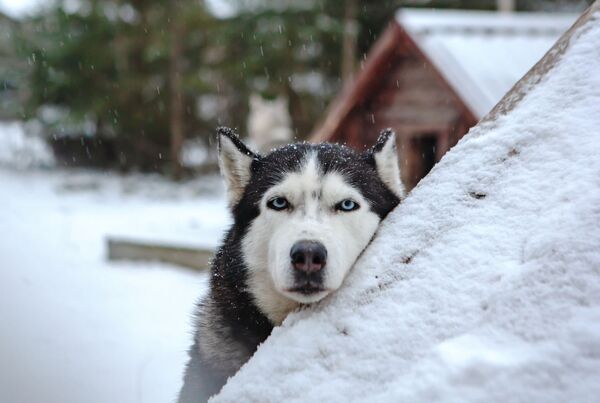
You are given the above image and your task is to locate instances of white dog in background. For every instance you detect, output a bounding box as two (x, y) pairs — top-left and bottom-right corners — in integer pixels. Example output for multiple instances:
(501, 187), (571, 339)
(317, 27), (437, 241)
(247, 94), (293, 153)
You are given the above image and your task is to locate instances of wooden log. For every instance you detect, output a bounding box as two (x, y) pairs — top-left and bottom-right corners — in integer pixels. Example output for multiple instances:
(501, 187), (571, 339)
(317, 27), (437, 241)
(107, 237), (214, 271)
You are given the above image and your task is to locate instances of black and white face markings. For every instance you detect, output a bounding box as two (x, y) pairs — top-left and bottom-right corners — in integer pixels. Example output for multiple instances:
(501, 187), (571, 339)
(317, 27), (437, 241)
(217, 127), (403, 324)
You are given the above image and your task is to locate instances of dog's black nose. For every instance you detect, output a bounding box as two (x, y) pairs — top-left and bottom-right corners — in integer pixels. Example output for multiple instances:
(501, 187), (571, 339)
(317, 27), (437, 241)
(290, 240), (327, 273)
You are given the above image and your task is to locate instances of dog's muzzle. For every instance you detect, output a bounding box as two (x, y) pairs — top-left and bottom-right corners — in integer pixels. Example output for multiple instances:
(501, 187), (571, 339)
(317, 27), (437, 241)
(289, 240), (327, 295)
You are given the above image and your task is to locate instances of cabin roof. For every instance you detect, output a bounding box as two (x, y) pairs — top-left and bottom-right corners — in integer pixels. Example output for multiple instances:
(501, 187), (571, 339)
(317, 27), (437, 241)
(395, 9), (576, 118)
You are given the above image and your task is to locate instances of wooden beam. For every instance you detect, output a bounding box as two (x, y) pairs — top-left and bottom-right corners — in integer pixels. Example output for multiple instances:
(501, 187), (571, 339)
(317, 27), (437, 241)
(107, 237), (214, 271)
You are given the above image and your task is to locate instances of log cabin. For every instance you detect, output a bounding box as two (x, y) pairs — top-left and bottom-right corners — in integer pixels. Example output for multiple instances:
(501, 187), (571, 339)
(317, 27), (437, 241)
(311, 9), (575, 190)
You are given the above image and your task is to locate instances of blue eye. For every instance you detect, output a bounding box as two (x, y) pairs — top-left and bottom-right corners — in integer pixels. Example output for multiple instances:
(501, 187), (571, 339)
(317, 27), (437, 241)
(267, 197), (289, 211)
(336, 199), (359, 212)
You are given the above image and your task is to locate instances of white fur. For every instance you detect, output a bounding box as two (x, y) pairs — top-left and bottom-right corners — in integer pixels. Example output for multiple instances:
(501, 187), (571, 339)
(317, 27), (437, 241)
(242, 153), (381, 324)
(374, 133), (405, 198)
(218, 135), (256, 208)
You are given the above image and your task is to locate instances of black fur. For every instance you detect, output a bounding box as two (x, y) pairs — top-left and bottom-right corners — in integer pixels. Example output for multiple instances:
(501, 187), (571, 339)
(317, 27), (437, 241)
(178, 129), (400, 402)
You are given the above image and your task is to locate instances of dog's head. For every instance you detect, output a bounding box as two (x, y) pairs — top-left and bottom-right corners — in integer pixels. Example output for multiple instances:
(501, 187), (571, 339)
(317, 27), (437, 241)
(217, 127), (403, 323)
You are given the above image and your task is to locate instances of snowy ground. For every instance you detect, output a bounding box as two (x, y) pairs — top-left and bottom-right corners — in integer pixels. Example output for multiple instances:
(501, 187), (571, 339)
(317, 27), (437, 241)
(0, 165), (229, 403)
(216, 10), (600, 403)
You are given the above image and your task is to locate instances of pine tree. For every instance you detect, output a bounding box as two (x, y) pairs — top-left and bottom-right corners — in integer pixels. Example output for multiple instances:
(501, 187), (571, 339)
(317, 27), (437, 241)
(20, 0), (214, 173)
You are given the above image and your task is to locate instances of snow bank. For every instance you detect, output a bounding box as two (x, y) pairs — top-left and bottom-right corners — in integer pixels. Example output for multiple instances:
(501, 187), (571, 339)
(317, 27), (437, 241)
(215, 8), (600, 403)
(0, 170), (228, 403)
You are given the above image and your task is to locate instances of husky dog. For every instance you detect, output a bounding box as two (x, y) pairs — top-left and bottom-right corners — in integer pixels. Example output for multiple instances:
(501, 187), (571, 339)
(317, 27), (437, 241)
(178, 127), (404, 402)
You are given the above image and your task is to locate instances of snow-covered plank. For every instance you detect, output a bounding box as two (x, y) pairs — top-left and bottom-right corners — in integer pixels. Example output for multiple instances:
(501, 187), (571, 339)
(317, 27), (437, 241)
(215, 4), (600, 402)
(107, 237), (213, 271)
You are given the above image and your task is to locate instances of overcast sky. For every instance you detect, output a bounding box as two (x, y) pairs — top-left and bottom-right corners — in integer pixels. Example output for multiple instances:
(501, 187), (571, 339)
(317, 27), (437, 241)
(0, 0), (41, 18)
(0, 0), (234, 19)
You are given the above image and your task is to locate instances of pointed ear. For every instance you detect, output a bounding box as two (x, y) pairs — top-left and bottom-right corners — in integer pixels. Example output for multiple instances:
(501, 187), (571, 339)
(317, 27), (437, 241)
(370, 129), (405, 198)
(217, 127), (259, 207)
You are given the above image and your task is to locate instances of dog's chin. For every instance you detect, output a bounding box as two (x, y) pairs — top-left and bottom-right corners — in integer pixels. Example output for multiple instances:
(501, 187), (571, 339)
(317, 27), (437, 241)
(280, 287), (332, 304)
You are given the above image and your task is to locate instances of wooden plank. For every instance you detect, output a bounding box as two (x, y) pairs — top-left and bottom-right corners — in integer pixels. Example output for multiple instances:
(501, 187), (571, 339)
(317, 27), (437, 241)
(107, 237), (214, 271)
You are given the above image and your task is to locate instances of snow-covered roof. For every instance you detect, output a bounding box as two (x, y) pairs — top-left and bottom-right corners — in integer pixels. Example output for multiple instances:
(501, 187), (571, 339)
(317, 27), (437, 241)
(396, 9), (577, 118)
(216, 6), (600, 402)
